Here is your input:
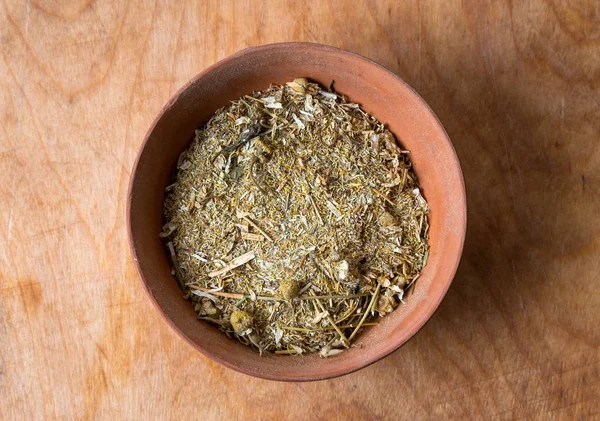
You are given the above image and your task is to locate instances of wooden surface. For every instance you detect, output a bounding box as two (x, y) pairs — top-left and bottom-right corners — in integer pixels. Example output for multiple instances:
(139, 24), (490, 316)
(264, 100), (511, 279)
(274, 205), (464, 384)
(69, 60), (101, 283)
(1, 1), (599, 419)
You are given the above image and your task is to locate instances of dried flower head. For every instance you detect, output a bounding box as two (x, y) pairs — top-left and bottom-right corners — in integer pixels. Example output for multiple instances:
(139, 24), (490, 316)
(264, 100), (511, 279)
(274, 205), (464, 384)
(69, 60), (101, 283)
(230, 310), (254, 335)
(278, 279), (299, 300)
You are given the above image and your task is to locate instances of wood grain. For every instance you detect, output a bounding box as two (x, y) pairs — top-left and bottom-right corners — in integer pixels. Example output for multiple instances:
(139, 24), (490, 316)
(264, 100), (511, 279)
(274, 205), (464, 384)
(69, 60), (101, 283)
(1, 0), (600, 419)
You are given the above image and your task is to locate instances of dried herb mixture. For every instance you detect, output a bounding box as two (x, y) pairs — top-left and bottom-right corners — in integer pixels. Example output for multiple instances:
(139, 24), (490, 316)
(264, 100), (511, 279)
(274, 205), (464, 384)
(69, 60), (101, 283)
(162, 78), (429, 357)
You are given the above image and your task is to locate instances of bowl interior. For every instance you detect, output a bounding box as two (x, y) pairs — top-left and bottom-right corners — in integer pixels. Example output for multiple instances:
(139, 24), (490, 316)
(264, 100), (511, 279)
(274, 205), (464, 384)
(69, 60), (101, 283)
(128, 43), (466, 381)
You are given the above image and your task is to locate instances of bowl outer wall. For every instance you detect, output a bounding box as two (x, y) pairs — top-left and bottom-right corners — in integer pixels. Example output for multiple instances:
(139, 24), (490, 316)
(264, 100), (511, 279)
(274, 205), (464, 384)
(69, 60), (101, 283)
(127, 42), (467, 381)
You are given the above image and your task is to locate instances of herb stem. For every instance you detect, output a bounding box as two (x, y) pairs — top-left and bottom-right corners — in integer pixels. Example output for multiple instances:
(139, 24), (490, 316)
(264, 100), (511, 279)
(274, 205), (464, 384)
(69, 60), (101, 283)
(311, 290), (349, 347)
(242, 216), (274, 242)
(372, 188), (395, 207)
(282, 322), (377, 332)
(190, 286), (370, 302)
(349, 282), (382, 341)
(274, 349), (301, 355)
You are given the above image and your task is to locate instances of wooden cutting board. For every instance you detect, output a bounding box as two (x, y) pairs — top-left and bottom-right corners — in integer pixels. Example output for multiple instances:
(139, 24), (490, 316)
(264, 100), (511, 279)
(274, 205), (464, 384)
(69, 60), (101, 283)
(1, 1), (599, 419)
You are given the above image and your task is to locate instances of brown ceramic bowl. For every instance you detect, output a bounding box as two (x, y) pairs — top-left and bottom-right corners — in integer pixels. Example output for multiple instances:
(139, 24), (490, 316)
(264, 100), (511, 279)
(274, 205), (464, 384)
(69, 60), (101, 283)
(127, 42), (466, 381)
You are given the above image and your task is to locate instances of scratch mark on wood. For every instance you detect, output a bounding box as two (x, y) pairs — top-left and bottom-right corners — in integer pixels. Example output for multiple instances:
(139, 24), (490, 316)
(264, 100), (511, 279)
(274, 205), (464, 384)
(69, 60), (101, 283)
(24, 0), (31, 36)
(257, 0), (266, 41)
(168, 0), (187, 97)
(6, 208), (12, 240)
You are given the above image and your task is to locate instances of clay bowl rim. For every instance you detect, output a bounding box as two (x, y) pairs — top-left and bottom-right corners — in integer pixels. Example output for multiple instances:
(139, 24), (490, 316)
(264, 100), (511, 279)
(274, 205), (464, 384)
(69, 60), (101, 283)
(127, 42), (467, 382)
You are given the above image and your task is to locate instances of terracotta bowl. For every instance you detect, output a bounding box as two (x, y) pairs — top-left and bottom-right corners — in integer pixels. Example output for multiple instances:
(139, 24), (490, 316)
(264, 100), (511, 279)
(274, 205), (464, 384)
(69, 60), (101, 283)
(127, 42), (466, 381)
